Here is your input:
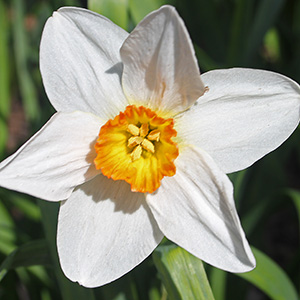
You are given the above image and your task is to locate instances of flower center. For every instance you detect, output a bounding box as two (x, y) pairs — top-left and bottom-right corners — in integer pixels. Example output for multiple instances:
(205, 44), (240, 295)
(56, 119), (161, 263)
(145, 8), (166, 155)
(127, 123), (160, 161)
(94, 105), (178, 193)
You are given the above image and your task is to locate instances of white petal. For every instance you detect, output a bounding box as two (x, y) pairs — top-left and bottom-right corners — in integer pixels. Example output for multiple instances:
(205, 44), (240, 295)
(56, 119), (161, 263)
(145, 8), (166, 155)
(40, 7), (129, 119)
(146, 147), (255, 272)
(120, 5), (205, 117)
(176, 68), (300, 173)
(0, 112), (102, 201)
(57, 175), (163, 288)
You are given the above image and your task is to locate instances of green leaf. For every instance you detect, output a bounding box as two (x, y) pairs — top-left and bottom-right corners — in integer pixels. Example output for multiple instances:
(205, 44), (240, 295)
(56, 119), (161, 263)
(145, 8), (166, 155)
(11, 195), (41, 221)
(23, 265), (51, 286)
(0, 0), (10, 118)
(226, 0), (255, 65)
(237, 247), (298, 300)
(228, 169), (248, 209)
(209, 268), (226, 300)
(0, 198), (16, 255)
(12, 0), (39, 121)
(284, 189), (300, 232)
(243, 0), (285, 63)
(0, 0), (10, 156)
(194, 45), (220, 72)
(129, 0), (163, 25)
(241, 199), (270, 235)
(88, 0), (129, 29)
(153, 243), (215, 300)
(0, 239), (50, 282)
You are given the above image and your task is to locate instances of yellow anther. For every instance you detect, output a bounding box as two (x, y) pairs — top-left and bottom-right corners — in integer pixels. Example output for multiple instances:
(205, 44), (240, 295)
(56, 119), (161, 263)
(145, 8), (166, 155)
(128, 136), (143, 148)
(142, 138), (155, 153)
(139, 123), (149, 137)
(131, 145), (142, 161)
(147, 129), (160, 142)
(127, 124), (140, 136)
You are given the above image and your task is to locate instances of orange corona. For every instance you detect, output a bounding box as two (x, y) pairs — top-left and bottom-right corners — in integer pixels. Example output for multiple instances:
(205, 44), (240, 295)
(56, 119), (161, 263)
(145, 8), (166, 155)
(94, 105), (179, 193)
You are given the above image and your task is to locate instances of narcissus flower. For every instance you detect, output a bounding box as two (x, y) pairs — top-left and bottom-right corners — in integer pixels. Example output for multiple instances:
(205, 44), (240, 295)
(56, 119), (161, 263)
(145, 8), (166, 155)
(0, 5), (300, 288)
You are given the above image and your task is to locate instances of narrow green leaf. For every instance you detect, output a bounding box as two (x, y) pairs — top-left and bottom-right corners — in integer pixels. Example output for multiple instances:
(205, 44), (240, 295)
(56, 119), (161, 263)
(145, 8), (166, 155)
(243, 0), (285, 63)
(194, 45), (220, 72)
(88, 0), (129, 29)
(0, 0), (10, 117)
(0, 198), (16, 255)
(241, 199), (269, 235)
(0, 120), (8, 160)
(209, 268), (226, 300)
(227, 0), (253, 65)
(149, 286), (161, 300)
(15, 265), (52, 290)
(284, 189), (300, 233)
(237, 247), (298, 300)
(228, 169), (248, 209)
(11, 195), (41, 221)
(0, 239), (50, 282)
(0, 0), (10, 156)
(24, 265), (51, 286)
(12, 0), (39, 121)
(129, 0), (163, 25)
(0, 225), (16, 255)
(153, 243), (215, 300)
(41, 289), (52, 300)
(0, 196), (14, 226)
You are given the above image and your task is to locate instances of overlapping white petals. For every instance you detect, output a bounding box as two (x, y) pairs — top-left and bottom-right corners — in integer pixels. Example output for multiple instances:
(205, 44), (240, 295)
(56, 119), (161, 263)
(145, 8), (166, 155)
(57, 175), (163, 288)
(40, 7), (129, 119)
(1, 3), (300, 289)
(0, 111), (102, 201)
(176, 68), (300, 173)
(146, 147), (255, 272)
(120, 5), (205, 117)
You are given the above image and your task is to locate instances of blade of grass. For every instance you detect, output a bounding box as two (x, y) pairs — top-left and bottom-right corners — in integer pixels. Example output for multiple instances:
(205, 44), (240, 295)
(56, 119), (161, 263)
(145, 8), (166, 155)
(228, 169), (248, 210)
(285, 189), (300, 232)
(12, 0), (40, 121)
(10, 194), (41, 221)
(153, 243), (215, 300)
(284, 188), (300, 297)
(237, 246), (298, 300)
(0, 197), (16, 255)
(241, 199), (270, 235)
(227, 0), (253, 65)
(0, 239), (50, 282)
(209, 268), (226, 300)
(0, 0), (10, 156)
(194, 45), (220, 72)
(242, 0), (285, 63)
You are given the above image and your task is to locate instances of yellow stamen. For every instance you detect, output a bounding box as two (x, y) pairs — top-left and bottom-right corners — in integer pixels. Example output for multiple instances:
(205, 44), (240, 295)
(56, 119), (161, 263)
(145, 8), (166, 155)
(141, 138), (155, 153)
(147, 129), (160, 142)
(127, 124), (140, 136)
(139, 123), (149, 137)
(131, 145), (142, 161)
(128, 136), (143, 148)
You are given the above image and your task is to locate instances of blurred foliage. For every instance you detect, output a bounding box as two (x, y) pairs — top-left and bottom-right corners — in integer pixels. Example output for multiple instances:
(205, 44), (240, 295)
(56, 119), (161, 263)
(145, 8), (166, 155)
(0, 0), (300, 299)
